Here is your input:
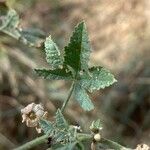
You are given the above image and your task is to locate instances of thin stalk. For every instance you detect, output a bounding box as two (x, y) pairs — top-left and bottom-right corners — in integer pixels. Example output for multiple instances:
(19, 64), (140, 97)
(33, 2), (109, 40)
(14, 135), (48, 150)
(77, 133), (92, 141)
(61, 80), (76, 113)
(100, 138), (131, 150)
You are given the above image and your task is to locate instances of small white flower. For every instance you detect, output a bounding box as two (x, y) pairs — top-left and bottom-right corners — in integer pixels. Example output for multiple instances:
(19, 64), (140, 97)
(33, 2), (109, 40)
(21, 103), (48, 133)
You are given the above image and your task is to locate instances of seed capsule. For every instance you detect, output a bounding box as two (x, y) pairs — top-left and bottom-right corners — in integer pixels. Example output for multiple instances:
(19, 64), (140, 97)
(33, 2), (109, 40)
(94, 133), (101, 142)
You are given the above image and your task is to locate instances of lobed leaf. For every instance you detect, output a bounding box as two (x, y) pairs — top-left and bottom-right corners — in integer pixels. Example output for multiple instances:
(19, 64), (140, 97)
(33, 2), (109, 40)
(55, 109), (68, 129)
(64, 22), (91, 72)
(34, 68), (73, 80)
(74, 83), (94, 111)
(0, 9), (20, 39)
(0, 9), (45, 46)
(34, 22), (117, 113)
(44, 36), (63, 68)
(80, 66), (117, 93)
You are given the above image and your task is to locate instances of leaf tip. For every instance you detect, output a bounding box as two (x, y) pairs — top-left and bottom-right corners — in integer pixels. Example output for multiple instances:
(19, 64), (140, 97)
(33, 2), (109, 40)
(76, 21), (86, 29)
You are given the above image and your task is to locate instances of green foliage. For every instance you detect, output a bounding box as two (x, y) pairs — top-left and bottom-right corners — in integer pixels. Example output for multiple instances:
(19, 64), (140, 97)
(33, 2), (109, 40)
(0, 9), (20, 39)
(80, 67), (117, 93)
(34, 68), (73, 80)
(53, 109), (77, 144)
(0, 9), (45, 46)
(1, 6), (131, 150)
(39, 109), (77, 148)
(74, 82), (94, 111)
(45, 36), (63, 69)
(35, 21), (117, 111)
(64, 22), (90, 72)
(55, 109), (68, 129)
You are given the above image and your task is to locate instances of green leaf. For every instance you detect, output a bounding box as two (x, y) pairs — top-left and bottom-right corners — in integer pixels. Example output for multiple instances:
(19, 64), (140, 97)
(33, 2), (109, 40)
(80, 66), (117, 93)
(39, 119), (54, 135)
(34, 22), (117, 113)
(64, 21), (91, 72)
(0, 8), (45, 46)
(55, 109), (68, 129)
(74, 83), (94, 111)
(54, 130), (69, 143)
(0, 9), (20, 39)
(20, 28), (45, 47)
(34, 68), (73, 80)
(45, 36), (63, 68)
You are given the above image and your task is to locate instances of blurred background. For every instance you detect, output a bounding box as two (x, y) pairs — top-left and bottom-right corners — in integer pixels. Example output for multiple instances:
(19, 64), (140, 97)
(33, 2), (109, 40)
(0, 0), (149, 149)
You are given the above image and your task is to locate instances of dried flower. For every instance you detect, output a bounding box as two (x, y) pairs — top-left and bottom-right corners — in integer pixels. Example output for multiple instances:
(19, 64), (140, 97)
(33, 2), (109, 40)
(21, 103), (48, 133)
(136, 144), (150, 150)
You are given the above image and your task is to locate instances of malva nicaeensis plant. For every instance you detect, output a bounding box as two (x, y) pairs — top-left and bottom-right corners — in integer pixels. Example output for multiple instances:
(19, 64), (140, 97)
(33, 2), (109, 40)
(16, 22), (132, 150)
(1, 8), (148, 150)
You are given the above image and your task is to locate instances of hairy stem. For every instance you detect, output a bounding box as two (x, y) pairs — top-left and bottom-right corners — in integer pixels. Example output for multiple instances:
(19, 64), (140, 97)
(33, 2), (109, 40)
(14, 133), (130, 150)
(99, 138), (131, 150)
(14, 135), (48, 150)
(61, 80), (76, 113)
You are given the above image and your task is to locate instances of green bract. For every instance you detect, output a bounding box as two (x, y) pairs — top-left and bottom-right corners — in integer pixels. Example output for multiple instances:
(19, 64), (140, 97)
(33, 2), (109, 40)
(90, 119), (102, 132)
(40, 109), (77, 149)
(35, 22), (117, 111)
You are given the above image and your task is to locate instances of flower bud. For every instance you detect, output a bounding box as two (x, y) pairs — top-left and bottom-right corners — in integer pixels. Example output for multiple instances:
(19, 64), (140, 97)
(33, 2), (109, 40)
(94, 133), (101, 142)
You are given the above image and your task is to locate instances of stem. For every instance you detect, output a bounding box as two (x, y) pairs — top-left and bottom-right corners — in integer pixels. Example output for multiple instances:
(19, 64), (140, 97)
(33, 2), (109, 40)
(77, 133), (130, 150)
(14, 133), (131, 150)
(100, 138), (131, 150)
(77, 133), (92, 141)
(61, 81), (76, 113)
(13, 135), (48, 150)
